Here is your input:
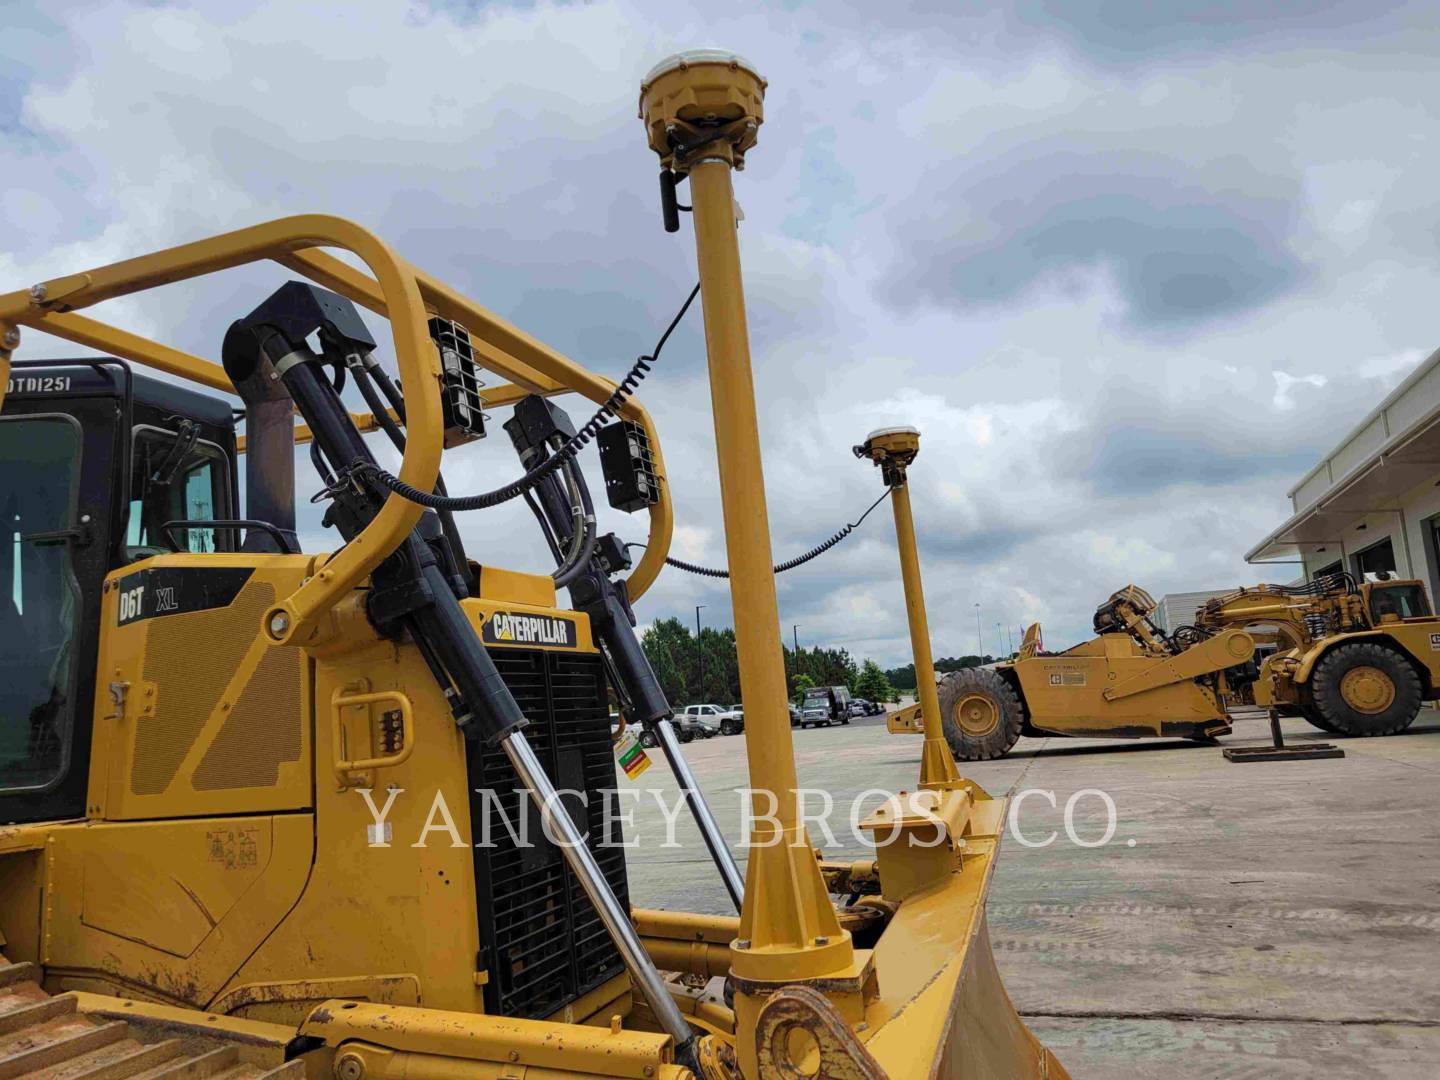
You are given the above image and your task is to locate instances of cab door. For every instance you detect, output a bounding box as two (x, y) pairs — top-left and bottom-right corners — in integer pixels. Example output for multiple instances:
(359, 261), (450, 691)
(0, 389), (121, 823)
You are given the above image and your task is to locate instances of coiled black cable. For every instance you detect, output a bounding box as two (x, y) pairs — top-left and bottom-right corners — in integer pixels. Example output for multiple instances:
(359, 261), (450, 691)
(630, 487), (893, 579)
(1168, 624), (1213, 651)
(352, 282), (701, 511)
(349, 359), (472, 590)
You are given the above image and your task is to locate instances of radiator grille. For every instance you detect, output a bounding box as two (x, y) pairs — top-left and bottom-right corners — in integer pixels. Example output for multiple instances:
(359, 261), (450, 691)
(192, 642), (303, 790)
(134, 582), (275, 796)
(469, 649), (628, 1020)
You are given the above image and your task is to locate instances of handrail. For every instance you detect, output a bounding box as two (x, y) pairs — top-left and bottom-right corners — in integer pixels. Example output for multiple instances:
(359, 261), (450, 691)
(0, 215), (439, 646)
(0, 213), (670, 631)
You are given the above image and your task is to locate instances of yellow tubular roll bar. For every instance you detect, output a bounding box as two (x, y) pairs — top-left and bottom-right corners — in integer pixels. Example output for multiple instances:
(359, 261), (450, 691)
(0, 214), (673, 638)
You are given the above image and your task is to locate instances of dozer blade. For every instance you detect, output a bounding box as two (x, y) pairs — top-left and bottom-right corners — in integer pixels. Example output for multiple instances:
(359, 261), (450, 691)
(832, 793), (1070, 1079)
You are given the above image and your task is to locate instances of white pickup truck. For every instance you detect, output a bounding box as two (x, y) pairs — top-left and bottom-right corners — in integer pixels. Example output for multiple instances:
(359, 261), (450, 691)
(679, 703), (744, 736)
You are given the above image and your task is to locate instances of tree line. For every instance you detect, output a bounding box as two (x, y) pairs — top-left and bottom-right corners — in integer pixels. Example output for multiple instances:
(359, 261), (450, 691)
(639, 617), (898, 707)
(883, 655), (998, 690)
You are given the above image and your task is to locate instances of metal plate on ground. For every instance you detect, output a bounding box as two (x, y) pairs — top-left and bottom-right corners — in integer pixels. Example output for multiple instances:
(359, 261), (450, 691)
(1223, 743), (1345, 762)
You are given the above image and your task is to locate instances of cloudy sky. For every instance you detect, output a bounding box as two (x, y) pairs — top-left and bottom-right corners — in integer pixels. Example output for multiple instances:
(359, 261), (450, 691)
(4, 1), (1437, 665)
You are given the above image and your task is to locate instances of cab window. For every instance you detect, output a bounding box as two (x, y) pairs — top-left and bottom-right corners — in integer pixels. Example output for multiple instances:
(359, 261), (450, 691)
(1369, 585), (1431, 622)
(0, 415), (82, 792)
(126, 424), (232, 557)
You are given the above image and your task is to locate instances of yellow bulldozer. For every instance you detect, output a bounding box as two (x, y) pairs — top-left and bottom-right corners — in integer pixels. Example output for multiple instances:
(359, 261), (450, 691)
(0, 52), (1067, 1080)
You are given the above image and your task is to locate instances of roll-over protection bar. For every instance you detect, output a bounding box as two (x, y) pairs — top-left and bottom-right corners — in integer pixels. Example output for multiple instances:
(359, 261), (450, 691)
(0, 214), (673, 643)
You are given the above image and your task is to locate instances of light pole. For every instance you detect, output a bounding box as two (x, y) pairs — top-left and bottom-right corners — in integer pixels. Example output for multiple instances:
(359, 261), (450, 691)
(792, 624), (801, 675)
(695, 604), (706, 703)
(974, 602), (983, 657)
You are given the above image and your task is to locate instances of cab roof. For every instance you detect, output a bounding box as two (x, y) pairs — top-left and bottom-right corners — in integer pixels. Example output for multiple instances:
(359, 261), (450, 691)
(7, 358), (235, 429)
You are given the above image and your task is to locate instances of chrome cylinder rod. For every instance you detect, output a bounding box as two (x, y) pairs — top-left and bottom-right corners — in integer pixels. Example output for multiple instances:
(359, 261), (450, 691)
(654, 718), (745, 911)
(501, 731), (696, 1060)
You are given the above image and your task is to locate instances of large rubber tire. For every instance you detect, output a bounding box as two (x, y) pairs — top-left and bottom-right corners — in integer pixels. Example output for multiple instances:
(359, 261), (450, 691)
(938, 668), (1025, 761)
(720, 719), (738, 736)
(1310, 642), (1422, 736)
(1296, 692), (1339, 733)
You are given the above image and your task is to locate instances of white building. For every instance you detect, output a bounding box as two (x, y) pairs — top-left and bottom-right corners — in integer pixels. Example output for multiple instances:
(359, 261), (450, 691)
(1153, 590), (1242, 632)
(1247, 346), (1440, 593)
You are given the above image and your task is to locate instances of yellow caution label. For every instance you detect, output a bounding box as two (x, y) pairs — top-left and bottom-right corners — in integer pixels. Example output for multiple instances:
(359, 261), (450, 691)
(616, 732), (651, 780)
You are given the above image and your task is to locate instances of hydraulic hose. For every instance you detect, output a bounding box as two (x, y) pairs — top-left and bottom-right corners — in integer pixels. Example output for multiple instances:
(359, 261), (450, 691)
(551, 458), (598, 589)
(351, 358), (472, 592)
(632, 486), (893, 579)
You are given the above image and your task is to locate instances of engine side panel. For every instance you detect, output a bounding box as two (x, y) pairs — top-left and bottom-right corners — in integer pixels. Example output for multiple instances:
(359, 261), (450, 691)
(91, 554), (317, 822)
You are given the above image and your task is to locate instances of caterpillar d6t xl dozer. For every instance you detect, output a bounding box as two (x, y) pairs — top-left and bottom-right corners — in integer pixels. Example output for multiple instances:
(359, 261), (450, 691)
(1194, 572), (1440, 736)
(930, 586), (1253, 761)
(0, 52), (1067, 1080)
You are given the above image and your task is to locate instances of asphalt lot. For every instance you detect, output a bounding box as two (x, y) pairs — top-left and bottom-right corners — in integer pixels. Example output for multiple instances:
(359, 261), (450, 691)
(619, 708), (1440, 1078)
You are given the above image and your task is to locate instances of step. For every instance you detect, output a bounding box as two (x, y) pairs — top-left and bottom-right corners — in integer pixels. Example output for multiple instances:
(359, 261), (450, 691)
(0, 967), (40, 992)
(0, 1020), (128, 1079)
(0, 995), (78, 1035)
(129, 1045), (240, 1080)
(50, 1038), (184, 1080)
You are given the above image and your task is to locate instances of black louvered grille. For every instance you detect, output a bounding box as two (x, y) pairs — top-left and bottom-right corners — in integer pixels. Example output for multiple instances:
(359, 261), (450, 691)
(469, 648), (628, 1019)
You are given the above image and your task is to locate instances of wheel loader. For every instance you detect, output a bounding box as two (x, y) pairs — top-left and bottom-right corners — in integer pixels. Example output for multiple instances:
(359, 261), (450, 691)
(0, 52), (1068, 1080)
(1193, 572), (1440, 736)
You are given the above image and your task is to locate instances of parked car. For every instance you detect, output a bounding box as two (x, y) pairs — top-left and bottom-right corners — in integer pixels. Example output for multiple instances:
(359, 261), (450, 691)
(678, 703), (734, 738)
(798, 685), (851, 728)
(718, 704), (744, 736)
(846, 700), (868, 719)
(628, 719), (689, 747)
(788, 703), (802, 727)
(850, 697), (884, 716)
(623, 720), (654, 748)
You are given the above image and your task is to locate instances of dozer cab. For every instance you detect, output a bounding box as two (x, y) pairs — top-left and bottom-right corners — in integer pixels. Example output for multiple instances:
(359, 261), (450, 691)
(0, 52), (1068, 1080)
(930, 585), (1252, 760)
(1195, 572), (1440, 736)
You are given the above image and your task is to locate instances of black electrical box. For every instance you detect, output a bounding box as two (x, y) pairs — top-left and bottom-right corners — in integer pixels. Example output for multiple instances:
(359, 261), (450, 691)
(427, 317), (486, 447)
(597, 420), (659, 513)
(593, 532), (632, 575)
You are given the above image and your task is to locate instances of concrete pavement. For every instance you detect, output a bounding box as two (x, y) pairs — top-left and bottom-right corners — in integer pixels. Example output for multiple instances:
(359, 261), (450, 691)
(618, 708), (1440, 1077)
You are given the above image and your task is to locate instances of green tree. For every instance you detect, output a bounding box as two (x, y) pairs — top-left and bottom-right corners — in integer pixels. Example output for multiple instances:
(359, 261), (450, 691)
(935, 655), (996, 672)
(697, 626), (741, 703)
(640, 617), (693, 705)
(854, 659), (894, 704)
(885, 663), (916, 690)
(791, 673), (815, 704)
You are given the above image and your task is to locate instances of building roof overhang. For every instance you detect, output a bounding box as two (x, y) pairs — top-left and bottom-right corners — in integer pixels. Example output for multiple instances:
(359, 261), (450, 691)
(1247, 390), (1440, 563)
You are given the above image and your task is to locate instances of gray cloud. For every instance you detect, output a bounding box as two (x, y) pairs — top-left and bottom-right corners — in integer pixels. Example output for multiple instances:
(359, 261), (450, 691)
(886, 149), (1306, 327)
(1003, 0), (1433, 62)
(863, 1), (1434, 65)
(4, 0), (1439, 666)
